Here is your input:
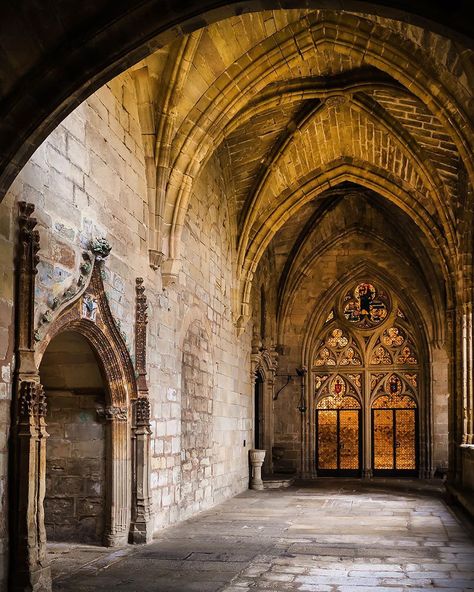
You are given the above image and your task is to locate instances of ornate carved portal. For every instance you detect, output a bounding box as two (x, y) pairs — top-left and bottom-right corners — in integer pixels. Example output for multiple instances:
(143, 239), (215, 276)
(307, 281), (425, 479)
(9, 204), (152, 592)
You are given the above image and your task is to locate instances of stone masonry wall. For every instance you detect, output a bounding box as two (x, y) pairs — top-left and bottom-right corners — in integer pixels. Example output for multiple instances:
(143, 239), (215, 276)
(0, 67), (252, 587)
(180, 319), (213, 517)
(44, 391), (106, 543)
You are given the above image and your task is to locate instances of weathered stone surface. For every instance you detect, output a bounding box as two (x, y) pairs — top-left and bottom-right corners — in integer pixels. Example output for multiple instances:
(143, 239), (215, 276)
(0, 7), (473, 591)
(48, 480), (474, 591)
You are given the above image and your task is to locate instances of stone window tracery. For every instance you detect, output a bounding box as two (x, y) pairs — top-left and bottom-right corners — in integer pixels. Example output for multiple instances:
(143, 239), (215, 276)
(312, 281), (421, 476)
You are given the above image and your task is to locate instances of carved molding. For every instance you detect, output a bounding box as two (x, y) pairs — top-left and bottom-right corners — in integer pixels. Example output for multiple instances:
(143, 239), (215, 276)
(135, 278), (148, 394)
(97, 406), (128, 422)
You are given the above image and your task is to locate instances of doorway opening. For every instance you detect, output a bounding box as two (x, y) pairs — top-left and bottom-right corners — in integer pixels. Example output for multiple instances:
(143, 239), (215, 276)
(255, 371), (264, 450)
(316, 389), (362, 477)
(39, 331), (107, 544)
(372, 392), (418, 476)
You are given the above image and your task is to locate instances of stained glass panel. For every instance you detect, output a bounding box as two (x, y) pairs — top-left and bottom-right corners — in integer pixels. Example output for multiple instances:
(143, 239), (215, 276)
(373, 409), (393, 469)
(317, 395), (360, 410)
(339, 410), (359, 469)
(317, 411), (337, 469)
(343, 282), (389, 328)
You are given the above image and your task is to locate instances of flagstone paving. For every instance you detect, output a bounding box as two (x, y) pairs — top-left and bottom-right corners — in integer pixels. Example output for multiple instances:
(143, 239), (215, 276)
(50, 479), (474, 591)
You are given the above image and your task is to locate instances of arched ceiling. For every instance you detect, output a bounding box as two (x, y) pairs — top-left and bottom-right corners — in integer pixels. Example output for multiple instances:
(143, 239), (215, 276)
(123, 8), (472, 323)
(2, 6), (472, 327)
(0, 1), (472, 199)
(268, 185), (446, 343)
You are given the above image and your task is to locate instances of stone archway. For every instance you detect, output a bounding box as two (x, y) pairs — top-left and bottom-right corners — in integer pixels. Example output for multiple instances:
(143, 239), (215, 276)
(305, 278), (428, 479)
(9, 204), (151, 592)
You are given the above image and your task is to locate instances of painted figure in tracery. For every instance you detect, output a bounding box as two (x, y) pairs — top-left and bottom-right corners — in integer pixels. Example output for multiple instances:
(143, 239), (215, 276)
(343, 282), (389, 328)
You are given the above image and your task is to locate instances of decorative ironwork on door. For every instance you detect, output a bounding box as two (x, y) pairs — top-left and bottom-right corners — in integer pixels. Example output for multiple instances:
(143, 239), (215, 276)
(372, 374), (418, 474)
(316, 376), (361, 475)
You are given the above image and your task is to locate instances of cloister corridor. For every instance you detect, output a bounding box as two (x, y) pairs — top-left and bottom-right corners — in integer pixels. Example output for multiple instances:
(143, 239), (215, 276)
(49, 480), (474, 592)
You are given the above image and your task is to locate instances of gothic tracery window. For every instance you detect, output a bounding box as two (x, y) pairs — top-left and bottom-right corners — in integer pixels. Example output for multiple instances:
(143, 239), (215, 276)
(313, 281), (420, 476)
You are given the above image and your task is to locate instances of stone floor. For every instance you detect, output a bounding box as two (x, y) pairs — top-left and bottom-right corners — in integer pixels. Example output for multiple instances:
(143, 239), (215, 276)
(49, 479), (474, 591)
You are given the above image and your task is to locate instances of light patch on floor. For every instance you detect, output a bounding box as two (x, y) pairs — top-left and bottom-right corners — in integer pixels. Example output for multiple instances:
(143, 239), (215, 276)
(50, 479), (474, 592)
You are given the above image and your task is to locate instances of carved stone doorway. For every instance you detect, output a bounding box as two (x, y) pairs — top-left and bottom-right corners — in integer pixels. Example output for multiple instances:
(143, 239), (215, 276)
(9, 205), (152, 592)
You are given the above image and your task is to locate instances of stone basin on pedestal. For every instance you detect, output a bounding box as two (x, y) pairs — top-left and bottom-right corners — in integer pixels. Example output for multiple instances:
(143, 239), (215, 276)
(249, 449), (266, 490)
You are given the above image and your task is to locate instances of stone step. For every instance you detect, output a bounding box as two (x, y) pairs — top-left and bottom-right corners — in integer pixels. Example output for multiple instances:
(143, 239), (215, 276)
(263, 474), (295, 489)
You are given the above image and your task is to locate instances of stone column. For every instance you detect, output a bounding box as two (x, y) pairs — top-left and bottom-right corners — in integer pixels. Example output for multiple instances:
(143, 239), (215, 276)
(263, 375), (275, 475)
(249, 449), (266, 490)
(461, 301), (473, 446)
(10, 202), (52, 592)
(129, 277), (153, 543)
(129, 398), (153, 543)
(11, 381), (51, 592)
(102, 406), (130, 546)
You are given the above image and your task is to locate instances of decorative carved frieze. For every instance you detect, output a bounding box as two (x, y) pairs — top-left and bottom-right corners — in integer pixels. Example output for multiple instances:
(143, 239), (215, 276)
(135, 278), (148, 394)
(97, 406), (128, 422)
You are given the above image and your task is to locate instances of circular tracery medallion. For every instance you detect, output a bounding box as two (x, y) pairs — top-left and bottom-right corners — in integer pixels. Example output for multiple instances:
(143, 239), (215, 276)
(342, 282), (389, 328)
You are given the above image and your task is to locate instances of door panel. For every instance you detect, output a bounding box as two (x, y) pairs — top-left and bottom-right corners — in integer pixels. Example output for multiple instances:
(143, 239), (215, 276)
(317, 410), (338, 470)
(339, 410), (359, 470)
(373, 409), (394, 470)
(372, 408), (417, 475)
(316, 409), (361, 475)
(395, 409), (416, 470)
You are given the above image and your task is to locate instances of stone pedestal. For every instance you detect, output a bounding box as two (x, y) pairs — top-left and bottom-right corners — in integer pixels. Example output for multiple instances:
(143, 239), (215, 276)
(249, 449), (266, 490)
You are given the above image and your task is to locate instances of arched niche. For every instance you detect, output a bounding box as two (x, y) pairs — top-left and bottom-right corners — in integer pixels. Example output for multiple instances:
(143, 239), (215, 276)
(180, 316), (215, 516)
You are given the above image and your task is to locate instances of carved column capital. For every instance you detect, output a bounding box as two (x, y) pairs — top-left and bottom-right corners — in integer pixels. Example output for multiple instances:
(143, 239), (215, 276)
(97, 406), (128, 421)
